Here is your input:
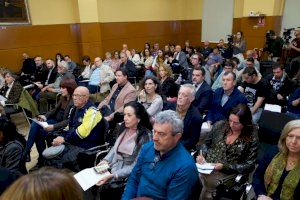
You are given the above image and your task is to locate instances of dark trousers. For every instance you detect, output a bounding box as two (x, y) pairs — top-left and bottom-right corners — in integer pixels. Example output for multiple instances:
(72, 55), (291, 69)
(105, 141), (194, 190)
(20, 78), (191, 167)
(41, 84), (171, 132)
(24, 119), (57, 163)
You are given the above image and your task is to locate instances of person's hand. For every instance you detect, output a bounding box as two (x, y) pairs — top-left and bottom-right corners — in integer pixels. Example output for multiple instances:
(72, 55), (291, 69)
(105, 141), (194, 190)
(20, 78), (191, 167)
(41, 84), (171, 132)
(37, 115), (46, 121)
(104, 114), (113, 122)
(41, 87), (48, 92)
(100, 80), (105, 85)
(52, 136), (65, 146)
(44, 125), (54, 132)
(196, 154), (206, 164)
(47, 88), (55, 93)
(214, 163), (224, 171)
(277, 94), (284, 100)
(257, 194), (273, 200)
(35, 83), (43, 89)
(96, 174), (114, 186)
(97, 160), (109, 166)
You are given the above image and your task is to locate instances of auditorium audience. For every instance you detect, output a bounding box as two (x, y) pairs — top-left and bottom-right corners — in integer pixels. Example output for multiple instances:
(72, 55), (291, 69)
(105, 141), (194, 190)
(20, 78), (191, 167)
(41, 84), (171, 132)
(157, 64), (178, 103)
(55, 53), (64, 66)
(174, 45), (189, 69)
(47, 86), (105, 171)
(206, 47), (223, 79)
(64, 55), (77, 73)
(19, 53), (35, 85)
(200, 41), (213, 61)
(119, 52), (136, 79)
(111, 51), (121, 72)
(238, 50), (260, 71)
(212, 61), (235, 91)
(0, 167), (82, 200)
(96, 101), (152, 199)
(253, 119), (300, 200)
(197, 104), (258, 200)
(122, 110), (199, 200)
(141, 48), (154, 77)
(191, 67), (212, 115)
(24, 78), (77, 168)
(287, 87), (300, 119)
(0, 119), (27, 177)
(0, 71), (23, 115)
(239, 67), (268, 123)
(130, 49), (141, 66)
(103, 52), (113, 67)
(266, 63), (296, 107)
(122, 44), (131, 58)
(39, 60), (74, 114)
(88, 57), (115, 95)
(190, 53), (211, 86)
(138, 76), (163, 119)
(98, 68), (137, 122)
(233, 31), (247, 62)
(206, 71), (248, 125)
(33, 56), (48, 83)
(80, 55), (92, 80)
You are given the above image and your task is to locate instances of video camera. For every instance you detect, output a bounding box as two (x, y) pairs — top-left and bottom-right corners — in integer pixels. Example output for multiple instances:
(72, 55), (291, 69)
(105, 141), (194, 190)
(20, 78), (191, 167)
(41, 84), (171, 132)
(283, 27), (300, 45)
(227, 34), (234, 46)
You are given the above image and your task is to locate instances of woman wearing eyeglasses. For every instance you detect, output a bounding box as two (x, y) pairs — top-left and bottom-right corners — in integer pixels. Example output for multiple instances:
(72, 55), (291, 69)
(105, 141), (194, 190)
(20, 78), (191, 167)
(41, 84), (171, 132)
(24, 78), (77, 169)
(197, 103), (258, 200)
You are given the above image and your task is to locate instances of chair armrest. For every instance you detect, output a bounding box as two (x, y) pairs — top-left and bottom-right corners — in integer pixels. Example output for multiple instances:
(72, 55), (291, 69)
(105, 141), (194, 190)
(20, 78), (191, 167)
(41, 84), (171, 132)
(94, 148), (111, 166)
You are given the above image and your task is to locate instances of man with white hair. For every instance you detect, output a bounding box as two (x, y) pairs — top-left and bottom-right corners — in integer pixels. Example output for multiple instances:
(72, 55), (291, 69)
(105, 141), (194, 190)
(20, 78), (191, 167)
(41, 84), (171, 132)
(39, 61), (74, 113)
(122, 110), (199, 200)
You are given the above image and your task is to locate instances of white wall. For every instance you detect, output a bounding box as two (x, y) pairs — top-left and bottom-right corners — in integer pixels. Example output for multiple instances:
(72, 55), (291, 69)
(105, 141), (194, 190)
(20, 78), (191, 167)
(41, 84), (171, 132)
(202, 0), (234, 42)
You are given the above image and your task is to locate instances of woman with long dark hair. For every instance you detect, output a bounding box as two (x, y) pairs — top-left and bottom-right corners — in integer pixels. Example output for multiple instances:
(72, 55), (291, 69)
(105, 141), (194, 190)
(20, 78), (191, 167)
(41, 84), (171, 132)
(96, 101), (152, 199)
(197, 103), (258, 200)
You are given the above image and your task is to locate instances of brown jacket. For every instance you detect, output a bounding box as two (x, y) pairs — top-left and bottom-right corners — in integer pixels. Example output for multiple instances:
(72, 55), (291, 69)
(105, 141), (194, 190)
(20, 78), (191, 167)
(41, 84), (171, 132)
(0, 81), (23, 104)
(99, 81), (137, 116)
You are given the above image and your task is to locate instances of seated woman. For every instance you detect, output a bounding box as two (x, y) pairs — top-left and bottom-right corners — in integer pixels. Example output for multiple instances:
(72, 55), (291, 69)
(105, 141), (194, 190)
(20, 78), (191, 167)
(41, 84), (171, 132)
(197, 104), (258, 200)
(24, 78), (77, 168)
(0, 71), (23, 116)
(253, 119), (300, 200)
(138, 76), (163, 119)
(141, 49), (154, 77)
(157, 64), (179, 103)
(96, 101), (152, 200)
(0, 119), (27, 177)
(1, 167), (82, 200)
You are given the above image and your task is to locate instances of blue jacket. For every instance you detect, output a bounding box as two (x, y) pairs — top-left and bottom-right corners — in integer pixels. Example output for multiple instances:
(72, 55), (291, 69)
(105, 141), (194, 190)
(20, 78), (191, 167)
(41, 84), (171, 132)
(64, 101), (105, 149)
(122, 141), (199, 200)
(193, 81), (213, 115)
(206, 87), (248, 124)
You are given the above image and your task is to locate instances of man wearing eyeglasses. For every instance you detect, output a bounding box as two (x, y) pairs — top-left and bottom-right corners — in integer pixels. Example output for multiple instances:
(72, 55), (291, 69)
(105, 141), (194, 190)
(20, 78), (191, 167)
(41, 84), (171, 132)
(122, 110), (200, 200)
(49, 86), (105, 171)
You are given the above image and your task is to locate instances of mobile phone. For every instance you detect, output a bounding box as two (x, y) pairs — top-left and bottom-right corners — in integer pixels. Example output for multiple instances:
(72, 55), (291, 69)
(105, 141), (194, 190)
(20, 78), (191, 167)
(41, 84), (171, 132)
(93, 163), (109, 173)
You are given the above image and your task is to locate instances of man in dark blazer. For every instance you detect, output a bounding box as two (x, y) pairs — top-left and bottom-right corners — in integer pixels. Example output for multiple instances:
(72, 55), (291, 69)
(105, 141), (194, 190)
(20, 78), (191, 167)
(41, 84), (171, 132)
(191, 67), (213, 115)
(206, 71), (248, 125)
(119, 52), (136, 79)
(164, 84), (203, 150)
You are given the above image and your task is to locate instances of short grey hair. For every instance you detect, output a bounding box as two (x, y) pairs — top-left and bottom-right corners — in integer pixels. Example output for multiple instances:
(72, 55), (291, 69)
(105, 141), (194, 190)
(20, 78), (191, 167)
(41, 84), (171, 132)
(58, 60), (69, 70)
(154, 110), (183, 135)
(180, 83), (196, 98)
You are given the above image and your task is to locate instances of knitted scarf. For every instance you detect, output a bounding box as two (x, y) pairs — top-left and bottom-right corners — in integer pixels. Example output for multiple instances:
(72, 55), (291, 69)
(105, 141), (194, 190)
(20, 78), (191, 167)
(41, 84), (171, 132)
(264, 152), (300, 200)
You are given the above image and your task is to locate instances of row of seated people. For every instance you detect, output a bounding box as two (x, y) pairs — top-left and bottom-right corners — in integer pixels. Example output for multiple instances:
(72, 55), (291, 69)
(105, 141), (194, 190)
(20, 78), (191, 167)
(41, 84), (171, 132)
(1, 102), (299, 200)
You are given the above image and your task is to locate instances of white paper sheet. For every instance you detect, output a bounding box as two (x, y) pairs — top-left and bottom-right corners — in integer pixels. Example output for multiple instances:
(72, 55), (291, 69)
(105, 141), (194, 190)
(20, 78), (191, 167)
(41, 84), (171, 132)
(264, 104), (281, 113)
(201, 122), (212, 133)
(74, 167), (111, 191)
(0, 95), (7, 101)
(29, 118), (49, 128)
(196, 163), (215, 174)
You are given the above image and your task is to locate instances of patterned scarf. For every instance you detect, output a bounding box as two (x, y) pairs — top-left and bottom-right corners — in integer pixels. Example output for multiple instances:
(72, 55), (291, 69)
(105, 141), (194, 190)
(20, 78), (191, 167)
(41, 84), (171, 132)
(264, 152), (300, 200)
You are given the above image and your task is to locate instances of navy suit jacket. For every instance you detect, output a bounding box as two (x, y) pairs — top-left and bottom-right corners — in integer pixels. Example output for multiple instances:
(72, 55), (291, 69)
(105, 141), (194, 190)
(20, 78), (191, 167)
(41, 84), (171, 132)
(206, 87), (248, 124)
(193, 81), (213, 115)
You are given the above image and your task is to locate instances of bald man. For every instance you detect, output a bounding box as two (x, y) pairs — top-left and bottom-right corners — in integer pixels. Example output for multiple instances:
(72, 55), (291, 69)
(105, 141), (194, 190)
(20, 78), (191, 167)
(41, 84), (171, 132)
(175, 45), (189, 69)
(48, 86), (106, 170)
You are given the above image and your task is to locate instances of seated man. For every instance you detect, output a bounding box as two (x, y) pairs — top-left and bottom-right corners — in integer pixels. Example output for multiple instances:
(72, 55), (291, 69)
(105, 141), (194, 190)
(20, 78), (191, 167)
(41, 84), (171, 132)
(0, 71), (23, 116)
(239, 67), (269, 123)
(119, 52), (136, 79)
(98, 68), (137, 122)
(88, 57), (114, 95)
(39, 61), (74, 113)
(191, 67), (212, 115)
(190, 53), (211, 86)
(64, 55), (77, 73)
(122, 110), (199, 200)
(206, 71), (248, 125)
(48, 86), (105, 171)
(211, 61), (235, 91)
(266, 63), (296, 107)
(205, 47), (223, 79)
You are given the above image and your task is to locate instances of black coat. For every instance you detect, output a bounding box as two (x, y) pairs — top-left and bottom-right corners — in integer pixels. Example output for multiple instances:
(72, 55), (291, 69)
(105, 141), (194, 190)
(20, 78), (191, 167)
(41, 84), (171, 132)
(193, 81), (213, 115)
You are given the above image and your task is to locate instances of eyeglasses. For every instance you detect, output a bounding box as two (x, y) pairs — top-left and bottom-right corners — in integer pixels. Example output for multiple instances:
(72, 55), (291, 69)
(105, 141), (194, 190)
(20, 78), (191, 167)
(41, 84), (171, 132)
(72, 94), (86, 99)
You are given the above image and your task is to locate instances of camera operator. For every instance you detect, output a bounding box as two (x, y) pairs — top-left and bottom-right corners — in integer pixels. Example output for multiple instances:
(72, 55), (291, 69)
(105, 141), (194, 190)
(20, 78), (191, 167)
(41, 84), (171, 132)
(218, 38), (233, 59)
(287, 29), (300, 79)
(264, 30), (284, 62)
(232, 31), (247, 62)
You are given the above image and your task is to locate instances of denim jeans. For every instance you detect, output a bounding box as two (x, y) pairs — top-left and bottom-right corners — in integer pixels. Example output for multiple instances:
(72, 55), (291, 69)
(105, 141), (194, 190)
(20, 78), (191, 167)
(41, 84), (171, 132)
(24, 119), (58, 161)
